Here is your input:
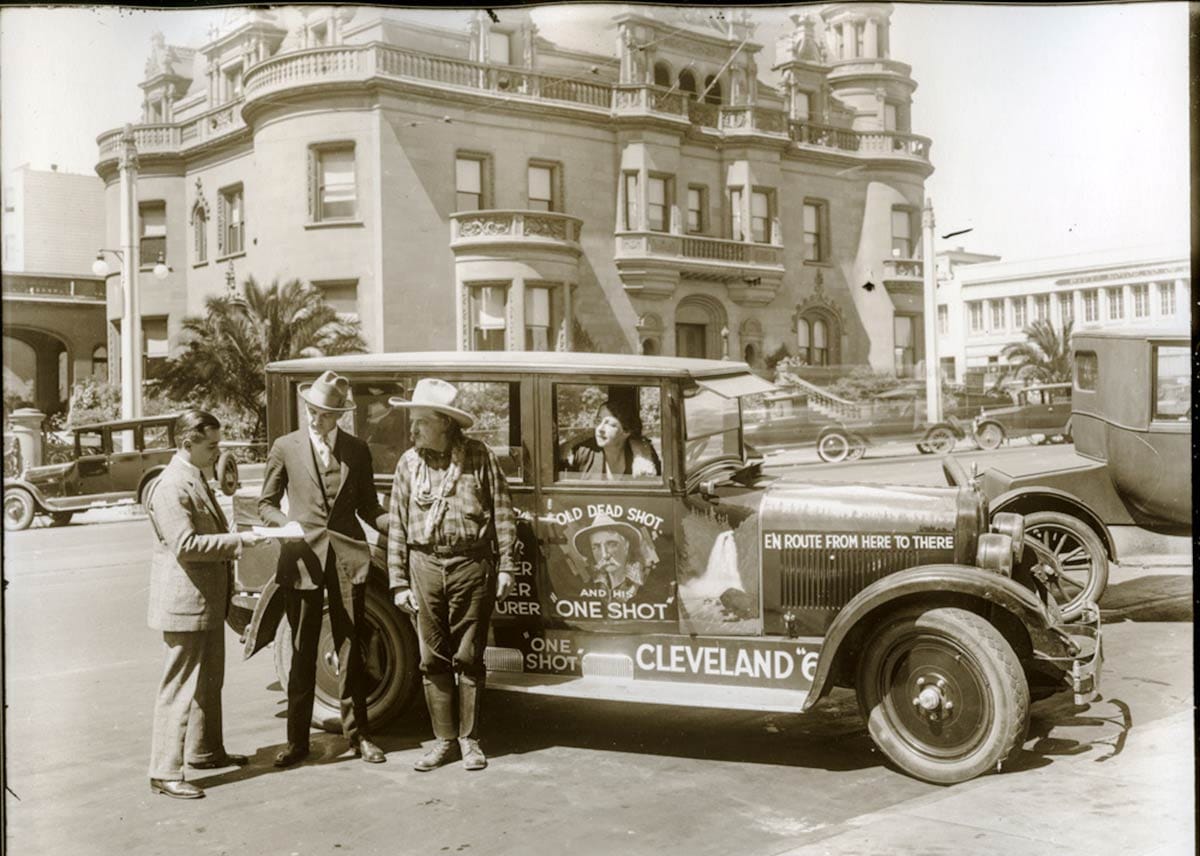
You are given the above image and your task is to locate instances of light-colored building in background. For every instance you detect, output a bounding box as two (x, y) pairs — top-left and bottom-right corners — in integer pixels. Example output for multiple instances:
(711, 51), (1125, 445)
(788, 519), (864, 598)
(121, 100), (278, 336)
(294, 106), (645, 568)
(935, 244), (1190, 385)
(93, 3), (937, 381)
(2, 165), (108, 415)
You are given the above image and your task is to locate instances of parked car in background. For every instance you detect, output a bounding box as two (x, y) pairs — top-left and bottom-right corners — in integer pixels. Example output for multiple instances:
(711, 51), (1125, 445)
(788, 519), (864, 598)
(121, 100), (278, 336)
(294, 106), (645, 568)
(2, 414), (239, 531)
(742, 389), (824, 451)
(954, 325), (1190, 619)
(815, 387), (971, 462)
(229, 352), (1100, 785)
(973, 383), (1073, 450)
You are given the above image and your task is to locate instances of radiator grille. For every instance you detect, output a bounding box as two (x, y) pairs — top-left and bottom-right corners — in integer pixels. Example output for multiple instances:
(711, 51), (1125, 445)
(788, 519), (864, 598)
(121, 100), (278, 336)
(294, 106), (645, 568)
(780, 547), (922, 609)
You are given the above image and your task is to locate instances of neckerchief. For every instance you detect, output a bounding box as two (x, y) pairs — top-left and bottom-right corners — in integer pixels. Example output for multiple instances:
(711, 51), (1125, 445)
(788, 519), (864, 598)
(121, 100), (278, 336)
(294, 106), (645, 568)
(413, 441), (464, 543)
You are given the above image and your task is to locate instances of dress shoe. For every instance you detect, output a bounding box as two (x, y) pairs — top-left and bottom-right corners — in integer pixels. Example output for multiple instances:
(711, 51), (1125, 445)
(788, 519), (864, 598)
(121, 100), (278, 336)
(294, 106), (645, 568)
(273, 744), (310, 768)
(353, 738), (386, 764)
(150, 779), (204, 799)
(413, 738), (459, 772)
(189, 753), (250, 770)
(459, 738), (488, 771)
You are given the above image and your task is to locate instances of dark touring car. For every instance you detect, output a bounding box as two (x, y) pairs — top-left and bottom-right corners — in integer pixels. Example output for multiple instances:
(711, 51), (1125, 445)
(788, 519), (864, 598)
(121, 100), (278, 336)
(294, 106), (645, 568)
(230, 352), (1101, 785)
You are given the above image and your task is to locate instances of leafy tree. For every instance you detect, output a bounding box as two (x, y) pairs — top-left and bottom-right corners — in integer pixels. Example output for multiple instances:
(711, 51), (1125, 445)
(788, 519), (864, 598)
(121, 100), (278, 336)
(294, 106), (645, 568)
(1000, 319), (1074, 384)
(154, 277), (366, 439)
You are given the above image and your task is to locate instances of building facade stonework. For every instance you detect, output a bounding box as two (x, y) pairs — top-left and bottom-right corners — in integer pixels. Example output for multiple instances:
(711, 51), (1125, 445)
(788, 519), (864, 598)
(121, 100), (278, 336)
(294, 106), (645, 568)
(95, 4), (935, 374)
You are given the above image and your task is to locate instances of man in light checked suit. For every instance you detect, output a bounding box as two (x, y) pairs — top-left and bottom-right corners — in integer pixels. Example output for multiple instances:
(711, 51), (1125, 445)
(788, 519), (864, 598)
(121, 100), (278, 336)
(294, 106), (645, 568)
(146, 410), (265, 799)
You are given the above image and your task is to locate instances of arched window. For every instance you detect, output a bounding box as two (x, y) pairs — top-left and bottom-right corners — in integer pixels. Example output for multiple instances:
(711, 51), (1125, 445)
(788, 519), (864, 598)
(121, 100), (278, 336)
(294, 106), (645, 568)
(653, 61), (672, 88)
(743, 343), (758, 365)
(92, 345), (108, 379)
(678, 69), (697, 99)
(703, 75), (722, 105)
(797, 314), (835, 366)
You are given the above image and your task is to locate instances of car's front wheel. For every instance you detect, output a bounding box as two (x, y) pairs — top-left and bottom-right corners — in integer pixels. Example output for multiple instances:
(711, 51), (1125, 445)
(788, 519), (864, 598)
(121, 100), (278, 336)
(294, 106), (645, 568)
(273, 583), (421, 732)
(4, 488), (36, 532)
(856, 606), (1029, 785)
(817, 431), (851, 463)
(49, 511), (74, 527)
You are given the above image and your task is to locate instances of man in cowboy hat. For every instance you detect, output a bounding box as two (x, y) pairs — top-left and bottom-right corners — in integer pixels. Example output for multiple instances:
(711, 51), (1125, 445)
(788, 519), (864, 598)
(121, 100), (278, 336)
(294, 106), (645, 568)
(572, 515), (649, 602)
(386, 378), (516, 772)
(258, 370), (390, 767)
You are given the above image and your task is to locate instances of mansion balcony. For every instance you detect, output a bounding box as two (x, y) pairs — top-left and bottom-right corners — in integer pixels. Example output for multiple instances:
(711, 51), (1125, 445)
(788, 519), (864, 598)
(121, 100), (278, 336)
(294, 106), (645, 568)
(449, 210), (583, 256)
(614, 232), (784, 306)
(98, 43), (931, 172)
(882, 257), (924, 298)
(2, 274), (106, 304)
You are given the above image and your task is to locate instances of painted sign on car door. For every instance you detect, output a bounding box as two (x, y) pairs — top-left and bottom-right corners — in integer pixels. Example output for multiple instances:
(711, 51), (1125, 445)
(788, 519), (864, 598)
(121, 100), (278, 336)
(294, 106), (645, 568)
(533, 378), (677, 632)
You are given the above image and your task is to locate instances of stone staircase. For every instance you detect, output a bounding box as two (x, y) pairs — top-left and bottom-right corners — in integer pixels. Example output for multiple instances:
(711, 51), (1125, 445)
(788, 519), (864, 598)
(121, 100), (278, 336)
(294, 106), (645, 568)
(775, 372), (863, 421)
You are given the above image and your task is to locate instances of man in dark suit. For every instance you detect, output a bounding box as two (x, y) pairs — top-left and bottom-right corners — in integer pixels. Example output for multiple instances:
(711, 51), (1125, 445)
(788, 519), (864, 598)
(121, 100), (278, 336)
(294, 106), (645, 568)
(258, 370), (389, 767)
(147, 410), (265, 799)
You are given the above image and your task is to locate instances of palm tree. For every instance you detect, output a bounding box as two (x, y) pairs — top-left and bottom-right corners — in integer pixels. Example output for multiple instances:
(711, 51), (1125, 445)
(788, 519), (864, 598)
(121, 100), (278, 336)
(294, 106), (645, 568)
(154, 277), (366, 438)
(1000, 319), (1074, 383)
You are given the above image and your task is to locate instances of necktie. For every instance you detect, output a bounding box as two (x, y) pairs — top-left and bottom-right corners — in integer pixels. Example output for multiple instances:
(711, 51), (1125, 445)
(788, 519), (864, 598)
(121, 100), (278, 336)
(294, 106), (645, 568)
(201, 476), (229, 531)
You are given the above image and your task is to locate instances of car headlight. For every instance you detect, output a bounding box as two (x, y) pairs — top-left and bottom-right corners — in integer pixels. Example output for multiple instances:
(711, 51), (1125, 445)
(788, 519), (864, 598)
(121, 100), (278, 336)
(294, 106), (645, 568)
(976, 533), (1014, 576)
(990, 512), (1025, 556)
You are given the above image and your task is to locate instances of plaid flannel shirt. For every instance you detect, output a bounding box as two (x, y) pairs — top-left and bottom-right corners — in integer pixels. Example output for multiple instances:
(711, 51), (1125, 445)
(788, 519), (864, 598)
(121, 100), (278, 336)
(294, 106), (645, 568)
(386, 436), (517, 590)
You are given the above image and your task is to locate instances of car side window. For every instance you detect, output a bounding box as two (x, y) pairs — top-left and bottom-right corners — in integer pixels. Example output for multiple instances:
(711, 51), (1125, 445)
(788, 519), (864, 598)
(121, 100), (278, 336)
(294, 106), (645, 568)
(76, 429), (105, 456)
(1152, 345), (1189, 421)
(1075, 352), (1098, 391)
(143, 424), (171, 450)
(554, 383), (663, 483)
(350, 381), (409, 475)
(454, 380), (524, 482)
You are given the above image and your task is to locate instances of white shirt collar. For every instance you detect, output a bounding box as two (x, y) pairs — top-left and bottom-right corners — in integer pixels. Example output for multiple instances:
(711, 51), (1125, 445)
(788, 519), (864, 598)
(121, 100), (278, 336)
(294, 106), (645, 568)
(173, 452), (206, 481)
(309, 424), (338, 448)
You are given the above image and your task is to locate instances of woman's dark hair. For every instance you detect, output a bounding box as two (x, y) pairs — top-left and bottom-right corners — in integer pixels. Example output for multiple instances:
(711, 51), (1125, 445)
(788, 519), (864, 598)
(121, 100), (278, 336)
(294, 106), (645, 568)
(175, 409), (221, 448)
(598, 397), (642, 437)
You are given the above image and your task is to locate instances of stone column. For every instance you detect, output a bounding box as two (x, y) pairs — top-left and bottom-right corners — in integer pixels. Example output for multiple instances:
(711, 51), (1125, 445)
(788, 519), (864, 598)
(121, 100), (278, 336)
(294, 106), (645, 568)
(842, 21), (854, 58)
(8, 408), (45, 469)
(510, 277), (525, 351)
(865, 18), (878, 58)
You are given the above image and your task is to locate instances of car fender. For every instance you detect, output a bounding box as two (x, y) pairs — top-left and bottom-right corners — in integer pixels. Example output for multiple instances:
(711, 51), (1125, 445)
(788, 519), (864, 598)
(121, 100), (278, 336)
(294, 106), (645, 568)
(973, 418), (1006, 438)
(928, 419), (967, 439)
(801, 564), (1060, 711)
(137, 466), (166, 503)
(3, 478), (48, 511)
(988, 487), (1116, 560)
(816, 424), (849, 441)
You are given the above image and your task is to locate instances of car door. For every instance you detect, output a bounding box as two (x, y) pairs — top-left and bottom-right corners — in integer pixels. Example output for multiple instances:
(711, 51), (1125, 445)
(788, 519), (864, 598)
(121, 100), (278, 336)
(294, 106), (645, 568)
(1024, 388), (1058, 431)
(108, 425), (145, 498)
(73, 428), (112, 498)
(531, 375), (676, 634)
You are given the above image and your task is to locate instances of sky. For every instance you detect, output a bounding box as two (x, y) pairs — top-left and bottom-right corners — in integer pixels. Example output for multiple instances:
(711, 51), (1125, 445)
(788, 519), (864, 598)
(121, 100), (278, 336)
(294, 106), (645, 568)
(0, 3), (1190, 263)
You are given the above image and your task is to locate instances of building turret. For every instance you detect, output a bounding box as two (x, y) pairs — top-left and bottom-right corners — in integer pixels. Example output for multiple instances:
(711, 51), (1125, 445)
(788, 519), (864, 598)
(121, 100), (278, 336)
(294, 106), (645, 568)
(819, 2), (916, 132)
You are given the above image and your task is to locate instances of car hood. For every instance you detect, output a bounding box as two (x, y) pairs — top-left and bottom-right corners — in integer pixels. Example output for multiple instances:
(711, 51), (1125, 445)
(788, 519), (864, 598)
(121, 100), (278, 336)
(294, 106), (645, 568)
(978, 404), (1021, 419)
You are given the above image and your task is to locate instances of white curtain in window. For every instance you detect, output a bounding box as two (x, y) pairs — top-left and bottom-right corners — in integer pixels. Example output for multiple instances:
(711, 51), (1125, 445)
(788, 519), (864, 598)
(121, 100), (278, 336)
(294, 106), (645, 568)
(476, 287), (506, 330)
(321, 150), (356, 217)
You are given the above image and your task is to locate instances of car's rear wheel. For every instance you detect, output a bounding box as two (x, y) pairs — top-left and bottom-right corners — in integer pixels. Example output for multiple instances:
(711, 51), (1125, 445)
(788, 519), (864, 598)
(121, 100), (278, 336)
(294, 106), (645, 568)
(847, 436), (867, 460)
(3, 488), (36, 532)
(974, 422), (1005, 451)
(856, 606), (1029, 785)
(49, 511), (74, 527)
(922, 426), (958, 455)
(1023, 511), (1109, 620)
(817, 431), (851, 463)
(273, 583), (421, 732)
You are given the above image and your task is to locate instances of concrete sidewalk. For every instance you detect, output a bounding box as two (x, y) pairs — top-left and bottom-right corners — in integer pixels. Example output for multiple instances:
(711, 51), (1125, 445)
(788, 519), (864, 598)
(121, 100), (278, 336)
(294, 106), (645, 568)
(777, 710), (1194, 856)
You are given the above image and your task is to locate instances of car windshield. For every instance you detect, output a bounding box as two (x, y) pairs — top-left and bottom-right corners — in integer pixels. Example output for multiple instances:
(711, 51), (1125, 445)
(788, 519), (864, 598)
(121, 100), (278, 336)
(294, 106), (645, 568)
(683, 387), (746, 472)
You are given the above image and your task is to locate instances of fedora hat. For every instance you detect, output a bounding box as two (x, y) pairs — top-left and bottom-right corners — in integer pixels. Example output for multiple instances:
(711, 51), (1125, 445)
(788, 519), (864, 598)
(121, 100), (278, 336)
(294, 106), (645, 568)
(388, 378), (475, 428)
(572, 514), (642, 557)
(299, 370), (355, 413)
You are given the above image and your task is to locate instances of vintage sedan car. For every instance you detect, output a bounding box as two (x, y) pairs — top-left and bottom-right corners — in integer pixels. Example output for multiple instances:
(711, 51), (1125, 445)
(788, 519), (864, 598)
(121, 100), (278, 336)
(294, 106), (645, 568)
(231, 352), (1101, 785)
(742, 389), (824, 451)
(973, 383), (1073, 450)
(960, 325), (1190, 619)
(815, 387), (971, 462)
(4, 415), (178, 531)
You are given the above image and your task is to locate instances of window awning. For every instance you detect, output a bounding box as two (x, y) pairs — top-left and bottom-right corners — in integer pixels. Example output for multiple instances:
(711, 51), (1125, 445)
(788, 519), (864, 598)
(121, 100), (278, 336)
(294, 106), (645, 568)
(695, 373), (777, 398)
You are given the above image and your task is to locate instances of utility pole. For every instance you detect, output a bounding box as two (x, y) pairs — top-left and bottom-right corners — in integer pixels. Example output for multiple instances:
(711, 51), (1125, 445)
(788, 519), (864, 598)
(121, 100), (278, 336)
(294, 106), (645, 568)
(119, 124), (142, 419)
(922, 196), (941, 423)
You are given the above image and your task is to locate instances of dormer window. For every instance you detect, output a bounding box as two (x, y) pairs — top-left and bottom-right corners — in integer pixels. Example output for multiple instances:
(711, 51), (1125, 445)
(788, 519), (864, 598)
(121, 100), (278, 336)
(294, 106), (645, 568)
(224, 64), (243, 101)
(488, 30), (511, 65)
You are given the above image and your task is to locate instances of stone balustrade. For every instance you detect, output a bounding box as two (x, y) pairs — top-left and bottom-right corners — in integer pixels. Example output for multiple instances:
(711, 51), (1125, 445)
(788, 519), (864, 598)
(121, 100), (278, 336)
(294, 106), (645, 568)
(883, 257), (924, 280)
(450, 210), (583, 248)
(614, 231), (783, 305)
(98, 43), (931, 169)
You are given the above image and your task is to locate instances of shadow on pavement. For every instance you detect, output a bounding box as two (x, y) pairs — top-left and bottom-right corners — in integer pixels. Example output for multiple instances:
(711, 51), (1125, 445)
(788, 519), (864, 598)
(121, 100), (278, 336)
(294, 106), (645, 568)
(1100, 574), (1193, 622)
(1010, 695), (1134, 774)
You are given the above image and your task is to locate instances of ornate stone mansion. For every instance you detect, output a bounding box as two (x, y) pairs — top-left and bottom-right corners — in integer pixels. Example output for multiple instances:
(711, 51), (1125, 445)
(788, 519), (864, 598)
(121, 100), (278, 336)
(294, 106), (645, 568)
(96, 4), (935, 374)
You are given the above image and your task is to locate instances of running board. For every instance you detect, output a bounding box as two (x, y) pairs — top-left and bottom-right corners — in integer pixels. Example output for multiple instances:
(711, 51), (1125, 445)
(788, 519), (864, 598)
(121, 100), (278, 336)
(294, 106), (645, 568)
(487, 671), (809, 713)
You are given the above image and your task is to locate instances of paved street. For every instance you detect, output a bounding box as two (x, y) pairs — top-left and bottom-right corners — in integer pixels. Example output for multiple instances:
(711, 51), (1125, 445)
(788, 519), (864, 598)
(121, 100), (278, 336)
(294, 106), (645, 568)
(3, 445), (1193, 856)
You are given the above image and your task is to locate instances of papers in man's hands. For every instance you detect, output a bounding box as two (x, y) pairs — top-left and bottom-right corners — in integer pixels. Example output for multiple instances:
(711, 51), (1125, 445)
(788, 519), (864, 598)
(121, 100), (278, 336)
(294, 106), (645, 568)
(251, 521), (305, 540)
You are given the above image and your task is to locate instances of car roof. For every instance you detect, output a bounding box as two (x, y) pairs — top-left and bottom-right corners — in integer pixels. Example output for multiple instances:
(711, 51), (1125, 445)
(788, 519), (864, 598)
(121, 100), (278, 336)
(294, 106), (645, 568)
(1072, 325), (1189, 342)
(267, 351), (759, 380)
(73, 414), (180, 431)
